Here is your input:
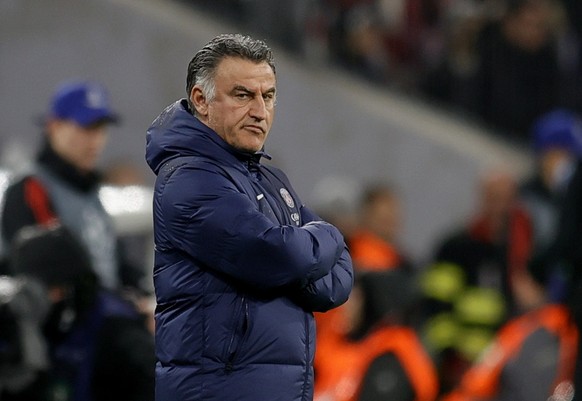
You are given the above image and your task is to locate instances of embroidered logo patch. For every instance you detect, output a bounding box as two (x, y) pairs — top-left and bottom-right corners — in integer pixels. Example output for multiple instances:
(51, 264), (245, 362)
(279, 188), (295, 208)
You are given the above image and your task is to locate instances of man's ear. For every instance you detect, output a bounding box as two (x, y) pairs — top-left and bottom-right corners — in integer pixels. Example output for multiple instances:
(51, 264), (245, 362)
(190, 86), (208, 117)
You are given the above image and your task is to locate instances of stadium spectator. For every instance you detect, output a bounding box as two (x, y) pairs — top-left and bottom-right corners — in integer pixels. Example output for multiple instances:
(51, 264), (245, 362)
(519, 109), (582, 270)
(470, 0), (562, 142)
(349, 182), (412, 271)
(420, 0), (487, 113)
(179, 0), (582, 144)
(420, 167), (534, 393)
(432, 167), (533, 312)
(528, 142), (582, 400)
(315, 269), (439, 401)
(0, 80), (145, 292)
(420, 260), (508, 395)
(440, 257), (578, 401)
(315, 182), (417, 400)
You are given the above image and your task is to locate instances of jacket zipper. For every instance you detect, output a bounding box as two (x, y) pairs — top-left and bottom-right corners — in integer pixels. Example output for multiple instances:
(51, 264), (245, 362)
(225, 296), (249, 373)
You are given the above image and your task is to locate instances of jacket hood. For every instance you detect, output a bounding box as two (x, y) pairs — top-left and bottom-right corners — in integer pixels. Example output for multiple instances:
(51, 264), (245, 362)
(145, 99), (264, 175)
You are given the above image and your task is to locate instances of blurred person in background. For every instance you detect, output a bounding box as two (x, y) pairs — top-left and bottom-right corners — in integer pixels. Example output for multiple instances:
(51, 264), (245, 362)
(310, 175), (362, 241)
(440, 257), (578, 401)
(329, 2), (394, 84)
(557, 0), (582, 113)
(314, 269), (439, 401)
(421, 167), (533, 393)
(433, 167), (533, 313)
(145, 33), (353, 401)
(420, 0), (488, 113)
(522, 112), (582, 399)
(528, 122), (582, 400)
(315, 181), (412, 379)
(419, 261), (507, 396)
(349, 182), (412, 272)
(325, 0), (434, 89)
(519, 109), (582, 294)
(0, 80), (146, 293)
(470, 0), (563, 142)
(0, 224), (155, 401)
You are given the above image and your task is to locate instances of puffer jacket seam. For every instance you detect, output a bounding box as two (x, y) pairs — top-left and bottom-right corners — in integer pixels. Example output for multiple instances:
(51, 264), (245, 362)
(201, 274), (209, 401)
(300, 313), (311, 401)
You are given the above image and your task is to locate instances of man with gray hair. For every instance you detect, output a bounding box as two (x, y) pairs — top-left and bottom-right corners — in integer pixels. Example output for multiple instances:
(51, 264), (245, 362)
(145, 34), (353, 401)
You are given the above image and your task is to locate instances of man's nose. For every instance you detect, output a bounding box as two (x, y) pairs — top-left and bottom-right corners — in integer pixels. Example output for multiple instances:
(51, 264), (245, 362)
(249, 96), (267, 121)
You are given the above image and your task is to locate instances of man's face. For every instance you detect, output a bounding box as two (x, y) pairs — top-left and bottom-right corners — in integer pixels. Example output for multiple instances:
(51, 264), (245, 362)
(192, 57), (276, 153)
(364, 194), (401, 243)
(47, 119), (109, 173)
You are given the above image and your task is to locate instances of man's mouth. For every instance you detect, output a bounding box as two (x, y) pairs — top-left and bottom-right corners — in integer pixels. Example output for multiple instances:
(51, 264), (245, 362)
(244, 125), (265, 135)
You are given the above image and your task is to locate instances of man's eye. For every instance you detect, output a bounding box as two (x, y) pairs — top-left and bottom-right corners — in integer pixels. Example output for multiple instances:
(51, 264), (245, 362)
(236, 93), (250, 99)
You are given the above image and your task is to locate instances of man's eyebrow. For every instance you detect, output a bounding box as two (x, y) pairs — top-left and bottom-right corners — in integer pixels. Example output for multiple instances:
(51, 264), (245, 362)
(231, 85), (276, 95)
(232, 85), (253, 94)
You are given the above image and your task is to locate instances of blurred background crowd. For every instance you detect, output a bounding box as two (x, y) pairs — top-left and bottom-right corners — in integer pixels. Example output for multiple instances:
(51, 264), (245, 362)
(1, 0), (582, 400)
(184, 0), (582, 146)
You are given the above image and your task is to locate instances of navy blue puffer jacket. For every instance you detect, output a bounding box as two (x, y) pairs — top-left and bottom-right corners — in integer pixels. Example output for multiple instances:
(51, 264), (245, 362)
(145, 100), (353, 401)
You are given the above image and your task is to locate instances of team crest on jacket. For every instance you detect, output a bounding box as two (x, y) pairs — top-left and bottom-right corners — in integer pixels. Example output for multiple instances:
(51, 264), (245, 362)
(279, 188), (295, 208)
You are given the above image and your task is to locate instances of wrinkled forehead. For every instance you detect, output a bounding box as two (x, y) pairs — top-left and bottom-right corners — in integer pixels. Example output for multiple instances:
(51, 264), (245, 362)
(215, 57), (276, 85)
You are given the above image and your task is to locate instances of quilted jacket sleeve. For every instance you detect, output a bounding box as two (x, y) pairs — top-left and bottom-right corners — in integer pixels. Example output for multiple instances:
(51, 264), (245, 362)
(158, 166), (346, 290)
(290, 205), (353, 312)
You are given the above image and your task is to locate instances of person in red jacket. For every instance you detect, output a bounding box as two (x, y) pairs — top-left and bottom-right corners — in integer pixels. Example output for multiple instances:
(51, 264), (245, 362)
(315, 270), (439, 401)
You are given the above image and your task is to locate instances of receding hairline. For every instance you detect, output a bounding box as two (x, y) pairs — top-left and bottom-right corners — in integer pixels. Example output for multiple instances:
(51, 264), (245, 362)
(210, 56), (276, 78)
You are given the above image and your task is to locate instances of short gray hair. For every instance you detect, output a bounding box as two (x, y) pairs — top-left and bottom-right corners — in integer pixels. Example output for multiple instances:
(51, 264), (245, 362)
(186, 34), (276, 114)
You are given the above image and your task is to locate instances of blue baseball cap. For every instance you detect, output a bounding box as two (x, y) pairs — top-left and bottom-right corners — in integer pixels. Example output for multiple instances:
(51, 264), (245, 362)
(531, 109), (582, 157)
(49, 80), (119, 127)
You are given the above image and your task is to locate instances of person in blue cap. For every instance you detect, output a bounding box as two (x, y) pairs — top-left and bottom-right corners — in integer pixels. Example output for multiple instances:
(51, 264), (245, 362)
(524, 109), (582, 400)
(0, 80), (142, 292)
(523, 109), (582, 401)
(520, 109), (582, 256)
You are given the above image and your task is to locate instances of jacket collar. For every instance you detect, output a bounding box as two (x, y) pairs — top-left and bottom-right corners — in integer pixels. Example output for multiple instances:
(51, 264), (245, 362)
(146, 99), (272, 174)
